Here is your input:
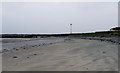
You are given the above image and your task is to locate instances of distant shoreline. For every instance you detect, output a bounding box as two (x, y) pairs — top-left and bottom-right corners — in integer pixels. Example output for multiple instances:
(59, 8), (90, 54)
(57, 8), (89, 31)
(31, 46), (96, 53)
(1, 31), (120, 44)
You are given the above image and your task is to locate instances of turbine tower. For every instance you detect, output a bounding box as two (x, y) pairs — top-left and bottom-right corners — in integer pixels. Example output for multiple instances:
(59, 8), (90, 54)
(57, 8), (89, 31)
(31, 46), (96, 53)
(70, 24), (72, 34)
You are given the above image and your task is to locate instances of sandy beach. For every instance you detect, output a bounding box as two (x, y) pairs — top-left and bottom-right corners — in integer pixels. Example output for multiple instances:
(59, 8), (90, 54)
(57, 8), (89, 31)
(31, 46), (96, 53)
(0, 38), (2, 72)
(2, 37), (118, 71)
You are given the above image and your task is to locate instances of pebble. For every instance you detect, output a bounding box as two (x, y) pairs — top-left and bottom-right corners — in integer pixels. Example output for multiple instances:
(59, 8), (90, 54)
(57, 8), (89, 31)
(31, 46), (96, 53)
(13, 56), (18, 59)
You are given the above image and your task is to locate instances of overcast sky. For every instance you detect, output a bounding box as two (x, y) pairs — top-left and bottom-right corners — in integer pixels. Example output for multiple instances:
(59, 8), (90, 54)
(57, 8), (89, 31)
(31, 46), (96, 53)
(1, 0), (119, 2)
(2, 2), (118, 34)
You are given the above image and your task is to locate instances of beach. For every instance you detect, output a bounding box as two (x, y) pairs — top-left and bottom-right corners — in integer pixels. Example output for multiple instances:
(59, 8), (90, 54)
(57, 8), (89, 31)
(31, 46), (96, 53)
(0, 38), (2, 72)
(2, 37), (118, 71)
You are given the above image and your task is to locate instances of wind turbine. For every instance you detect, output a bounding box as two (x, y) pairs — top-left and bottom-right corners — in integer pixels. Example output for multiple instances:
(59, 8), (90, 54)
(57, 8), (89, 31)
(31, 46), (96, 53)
(70, 24), (72, 34)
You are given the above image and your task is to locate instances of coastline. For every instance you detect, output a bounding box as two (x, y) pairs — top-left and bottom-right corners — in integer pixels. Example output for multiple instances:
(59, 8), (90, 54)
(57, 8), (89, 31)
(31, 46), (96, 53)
(80, 36), (119, 44)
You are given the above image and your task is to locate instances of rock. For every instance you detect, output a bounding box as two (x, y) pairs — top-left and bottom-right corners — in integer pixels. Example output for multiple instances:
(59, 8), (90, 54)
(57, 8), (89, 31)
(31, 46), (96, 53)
(33, 54), (37, 55)
(102, 51), (106, 54)
(13, 56), (18, 59)
(27, 57), (29, 58)
(23, 47), (26, 49)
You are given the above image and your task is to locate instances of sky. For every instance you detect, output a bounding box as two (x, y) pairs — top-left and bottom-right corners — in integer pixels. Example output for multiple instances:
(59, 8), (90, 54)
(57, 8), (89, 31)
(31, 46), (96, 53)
(2, 1), (118, 34)
(0, 2), (2, 34)
(1, 0), (119, 2)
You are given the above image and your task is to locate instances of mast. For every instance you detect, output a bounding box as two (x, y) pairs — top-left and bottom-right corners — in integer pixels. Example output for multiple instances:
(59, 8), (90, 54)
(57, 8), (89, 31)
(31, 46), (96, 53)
(70, 24), (72, 34)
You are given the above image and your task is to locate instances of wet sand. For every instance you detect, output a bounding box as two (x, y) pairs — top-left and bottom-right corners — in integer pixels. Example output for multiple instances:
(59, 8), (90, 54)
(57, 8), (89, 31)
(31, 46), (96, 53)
(2, 38), (118, 71)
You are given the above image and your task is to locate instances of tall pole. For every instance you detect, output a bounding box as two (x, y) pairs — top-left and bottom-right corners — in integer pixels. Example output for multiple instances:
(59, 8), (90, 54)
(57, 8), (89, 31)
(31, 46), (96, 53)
(70, 24), (72, 34)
